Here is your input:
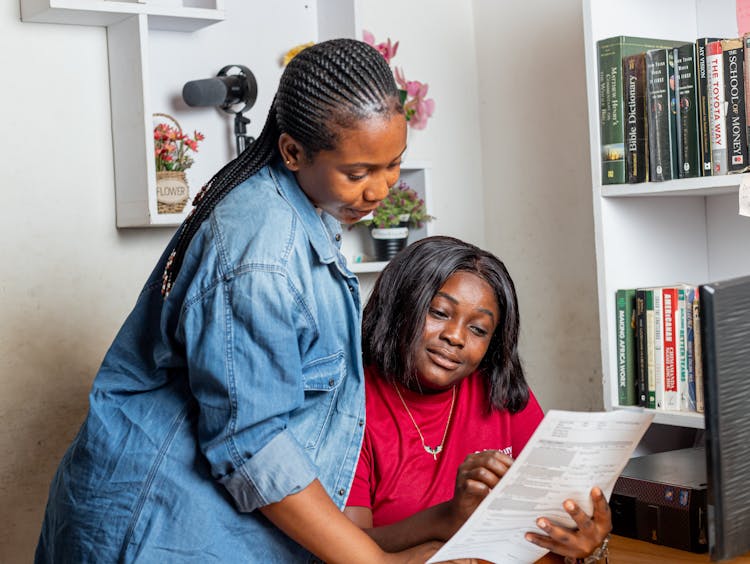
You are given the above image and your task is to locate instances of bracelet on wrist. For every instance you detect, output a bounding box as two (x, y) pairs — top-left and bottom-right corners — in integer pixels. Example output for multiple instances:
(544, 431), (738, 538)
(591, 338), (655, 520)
(563, 534), (610, 564)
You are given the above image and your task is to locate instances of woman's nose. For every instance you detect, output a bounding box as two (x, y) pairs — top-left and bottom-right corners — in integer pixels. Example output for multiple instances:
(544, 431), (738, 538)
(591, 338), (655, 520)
(440, 322), (465, 348)
(363, 173), (391, 203)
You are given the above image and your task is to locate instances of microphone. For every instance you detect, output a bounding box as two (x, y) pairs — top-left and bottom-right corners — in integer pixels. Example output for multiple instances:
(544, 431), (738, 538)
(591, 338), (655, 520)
(182, 65), (257, 112)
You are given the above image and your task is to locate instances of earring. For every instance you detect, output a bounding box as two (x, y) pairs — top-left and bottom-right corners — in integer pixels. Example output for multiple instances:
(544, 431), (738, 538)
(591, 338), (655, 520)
(285, 159), (291, 165)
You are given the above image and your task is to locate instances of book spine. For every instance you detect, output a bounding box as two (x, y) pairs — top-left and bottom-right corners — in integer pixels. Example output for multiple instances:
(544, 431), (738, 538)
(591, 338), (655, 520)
(645, 289), (656, 408)
(662, 287), (679, 410)
(623, 54), (648, 183)
(635, 289), (648, 406)
(707, 40), (728, 174)
(598, 37), (627, 184)
(675, 44), (700, 178)
(693, 291), (704, 413)
(722, 39), (748, 172)
(744, 34), (750, 164)
(646, 49), (675, 181)
(685, 287), (697, 411)
(615, 289), (637, 405)
(677, 288), (688, 411)
(652, 289), (665, 409)
(696, 38), (718, 176)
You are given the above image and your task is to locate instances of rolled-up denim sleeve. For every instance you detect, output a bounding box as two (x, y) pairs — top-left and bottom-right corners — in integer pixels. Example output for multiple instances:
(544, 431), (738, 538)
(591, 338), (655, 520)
(179, 268), (317, 512)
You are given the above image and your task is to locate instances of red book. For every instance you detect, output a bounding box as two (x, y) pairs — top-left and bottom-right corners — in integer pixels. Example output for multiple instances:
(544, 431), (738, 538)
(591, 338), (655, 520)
(661, 287), (679, 410)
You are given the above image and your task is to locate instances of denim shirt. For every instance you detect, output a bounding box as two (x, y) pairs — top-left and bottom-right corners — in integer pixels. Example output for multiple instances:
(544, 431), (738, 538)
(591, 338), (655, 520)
(36, 161), (366, 563)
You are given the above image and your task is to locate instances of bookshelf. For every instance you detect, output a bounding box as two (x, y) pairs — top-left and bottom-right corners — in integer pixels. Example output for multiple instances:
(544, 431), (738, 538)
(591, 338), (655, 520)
(582, 0), (750, 429)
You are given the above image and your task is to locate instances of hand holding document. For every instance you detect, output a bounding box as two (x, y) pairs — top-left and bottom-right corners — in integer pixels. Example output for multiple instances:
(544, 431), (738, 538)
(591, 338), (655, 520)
(427, 409), (653, 564)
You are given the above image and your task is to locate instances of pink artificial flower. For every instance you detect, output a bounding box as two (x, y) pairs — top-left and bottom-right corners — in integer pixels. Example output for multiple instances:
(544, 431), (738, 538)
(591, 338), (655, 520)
(362, 30), (399, 64)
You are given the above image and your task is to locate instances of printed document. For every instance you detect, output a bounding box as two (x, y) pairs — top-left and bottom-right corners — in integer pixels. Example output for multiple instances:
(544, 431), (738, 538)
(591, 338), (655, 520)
(427, 409), (653, 563)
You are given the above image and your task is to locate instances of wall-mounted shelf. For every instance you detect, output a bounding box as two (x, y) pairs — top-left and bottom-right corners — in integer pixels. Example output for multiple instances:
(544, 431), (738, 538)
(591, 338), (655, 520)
(21, 0), (367, 228)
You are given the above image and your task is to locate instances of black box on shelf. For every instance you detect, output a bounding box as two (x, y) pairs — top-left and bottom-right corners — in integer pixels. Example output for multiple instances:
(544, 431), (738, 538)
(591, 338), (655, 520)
(610, 446), (708, 553)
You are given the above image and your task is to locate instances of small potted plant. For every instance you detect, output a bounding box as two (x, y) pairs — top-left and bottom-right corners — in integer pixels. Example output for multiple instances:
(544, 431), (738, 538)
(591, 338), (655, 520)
(153, 113), (204, 214)
(356, 180), (434, 261)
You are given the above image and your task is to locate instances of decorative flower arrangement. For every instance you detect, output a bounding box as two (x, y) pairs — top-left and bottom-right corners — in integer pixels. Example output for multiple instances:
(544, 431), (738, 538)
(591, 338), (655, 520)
(360, 181), (434, 229)
(363, 30), (435, 130)
(154, 121), (205, 172)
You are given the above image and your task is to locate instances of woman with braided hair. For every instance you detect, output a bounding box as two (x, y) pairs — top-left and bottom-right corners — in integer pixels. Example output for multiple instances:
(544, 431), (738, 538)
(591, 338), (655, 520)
(36, 39), (440, 563)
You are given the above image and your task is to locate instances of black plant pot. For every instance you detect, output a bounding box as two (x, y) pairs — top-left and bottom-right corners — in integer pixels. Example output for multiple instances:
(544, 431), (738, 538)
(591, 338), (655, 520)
(370, 222), (410, 261)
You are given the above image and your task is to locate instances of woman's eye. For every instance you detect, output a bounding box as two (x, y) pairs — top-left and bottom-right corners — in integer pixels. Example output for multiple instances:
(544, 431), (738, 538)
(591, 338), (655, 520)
(387, 161), (402, 170)
(470, 326), (489, 337)
(348, 173), (367, 181)
(429, 308), (447, 319)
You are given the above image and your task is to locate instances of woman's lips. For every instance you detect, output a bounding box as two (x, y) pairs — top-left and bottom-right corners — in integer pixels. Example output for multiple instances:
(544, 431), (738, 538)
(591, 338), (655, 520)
(427, 348), (461, 370)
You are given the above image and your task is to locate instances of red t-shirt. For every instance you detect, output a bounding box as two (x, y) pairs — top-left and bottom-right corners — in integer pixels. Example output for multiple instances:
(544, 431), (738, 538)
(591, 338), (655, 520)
(346, 366), (544, 527)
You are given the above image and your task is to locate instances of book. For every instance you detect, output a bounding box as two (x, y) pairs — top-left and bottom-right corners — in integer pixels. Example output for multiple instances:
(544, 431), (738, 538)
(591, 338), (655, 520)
(674, 43), (701, 178)
(722, 38), (748, 172)
(692, 290), (704, 413)
(744, 34), (750, 166)
(596, 36), (686, 184)
(615, 289), (637, 406)
(685, 287), (698, 411)
(634, 289), (648, 406)
(652, 288), (665, 409)
(623, 54), (649, 183)
(677, 287), (689, 411)
(696, 38), (721, 175)
(645, 289), (656, 409)
(707, 40), (728, 174)
(646, 48), (678, 181)
(661, 287), (679, 410)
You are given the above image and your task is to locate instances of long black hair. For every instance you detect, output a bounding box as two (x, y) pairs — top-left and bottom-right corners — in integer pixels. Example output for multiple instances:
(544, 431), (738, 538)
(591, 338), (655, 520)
(161, 38), (403, 296)
(362, 236), (530, 413)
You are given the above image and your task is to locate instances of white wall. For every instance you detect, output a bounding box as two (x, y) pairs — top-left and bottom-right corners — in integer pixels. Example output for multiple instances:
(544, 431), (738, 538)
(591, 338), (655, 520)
(0, 0), (601, 560)
(472, 0), (603, 412)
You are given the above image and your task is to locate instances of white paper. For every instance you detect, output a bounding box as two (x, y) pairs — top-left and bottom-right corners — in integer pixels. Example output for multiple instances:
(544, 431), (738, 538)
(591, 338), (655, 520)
(427, 409), (654, 564)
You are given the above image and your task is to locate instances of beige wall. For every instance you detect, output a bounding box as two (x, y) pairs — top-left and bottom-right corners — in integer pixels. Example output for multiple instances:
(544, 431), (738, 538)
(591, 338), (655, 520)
(472, 0), (603, 412)
(0, 0), (600, 560)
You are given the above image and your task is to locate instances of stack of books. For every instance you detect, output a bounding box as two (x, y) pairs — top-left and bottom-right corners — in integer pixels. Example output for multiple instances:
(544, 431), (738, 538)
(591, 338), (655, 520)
(615, 285), (702, 413)
(597, 35), (750, 184)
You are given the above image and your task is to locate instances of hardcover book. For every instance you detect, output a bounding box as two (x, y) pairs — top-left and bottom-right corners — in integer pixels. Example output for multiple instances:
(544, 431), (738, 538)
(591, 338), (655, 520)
(707, 40), (728, 174)
(623, 54), (649, 183)
(677, 287), (689, 411)
(645, 289), (656, 409)
(661, 287), (679, 411)
(685, 287), (698, 412)
(646, 49), (678, 181)
(696, 38), (721, 175)
(616, 289), (637, 406)
(721, 38), (748, 172)
(674, 43), (701, 178)
(652, 288), (665, 409)
(692, 290), (704, 413)
(596, 36), (686, 184)
(635, 289), (649, 406)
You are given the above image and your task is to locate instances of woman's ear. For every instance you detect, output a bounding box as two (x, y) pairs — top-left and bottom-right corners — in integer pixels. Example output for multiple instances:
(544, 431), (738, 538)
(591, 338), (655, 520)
(278, 133), (304, 171)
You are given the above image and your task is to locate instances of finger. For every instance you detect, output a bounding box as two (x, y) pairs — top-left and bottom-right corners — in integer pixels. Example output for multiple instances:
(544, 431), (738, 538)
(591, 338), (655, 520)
(561, 499), (596, 533)
(590, 487), (613, 530)
(460, 464), (508, 490)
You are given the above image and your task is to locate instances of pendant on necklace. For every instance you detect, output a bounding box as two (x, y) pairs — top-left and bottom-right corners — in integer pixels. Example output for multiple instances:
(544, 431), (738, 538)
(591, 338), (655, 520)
(424, 444), (443, 460)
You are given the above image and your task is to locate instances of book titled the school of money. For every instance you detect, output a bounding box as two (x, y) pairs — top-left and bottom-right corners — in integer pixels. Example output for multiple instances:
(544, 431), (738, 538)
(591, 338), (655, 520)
(427, 410), (654, 564)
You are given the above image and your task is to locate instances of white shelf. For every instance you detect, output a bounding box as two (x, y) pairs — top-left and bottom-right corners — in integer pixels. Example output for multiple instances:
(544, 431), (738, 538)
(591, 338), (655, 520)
(583, 0), (750, 430)
(612, 406), (705, 429)
(601, 174), (745, 197)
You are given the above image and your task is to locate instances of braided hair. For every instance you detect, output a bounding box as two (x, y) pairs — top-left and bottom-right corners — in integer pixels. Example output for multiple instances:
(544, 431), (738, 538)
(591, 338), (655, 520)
(161, 38), (403, 296)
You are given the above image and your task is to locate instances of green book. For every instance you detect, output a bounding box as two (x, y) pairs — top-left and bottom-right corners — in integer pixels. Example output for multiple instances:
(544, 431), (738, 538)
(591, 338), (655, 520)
(597, 36), (687, 184)
(645, 289), (656, 409)
(616, 288), (637, 406)
(674, 43), (700, 178)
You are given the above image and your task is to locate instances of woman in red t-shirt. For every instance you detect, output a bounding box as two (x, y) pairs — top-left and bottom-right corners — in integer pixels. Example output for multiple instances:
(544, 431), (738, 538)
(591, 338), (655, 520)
(345, 236), (611, 562)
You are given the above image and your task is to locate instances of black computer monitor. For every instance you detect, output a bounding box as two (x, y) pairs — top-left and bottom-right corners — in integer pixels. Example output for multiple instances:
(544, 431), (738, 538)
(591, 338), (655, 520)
(700, 275), (750, 562)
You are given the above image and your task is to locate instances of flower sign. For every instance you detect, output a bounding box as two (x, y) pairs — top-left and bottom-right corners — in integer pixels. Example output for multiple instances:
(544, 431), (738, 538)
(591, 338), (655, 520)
(152, 113), (204, 214)
(363, 30), (435, 130)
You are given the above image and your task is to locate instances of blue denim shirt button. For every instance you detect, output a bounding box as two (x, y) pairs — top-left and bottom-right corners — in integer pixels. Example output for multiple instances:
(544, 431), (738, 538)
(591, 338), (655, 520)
(334, 233), (341, 241)
(328, 378), (335, 387)
(347, 285), (354, 293)
(338, 488), (345, 496)
(358, 419), (364, 427)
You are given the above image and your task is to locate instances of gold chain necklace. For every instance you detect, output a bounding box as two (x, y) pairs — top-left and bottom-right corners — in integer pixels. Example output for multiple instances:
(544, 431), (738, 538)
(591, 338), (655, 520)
(393, 382), (456, 461)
